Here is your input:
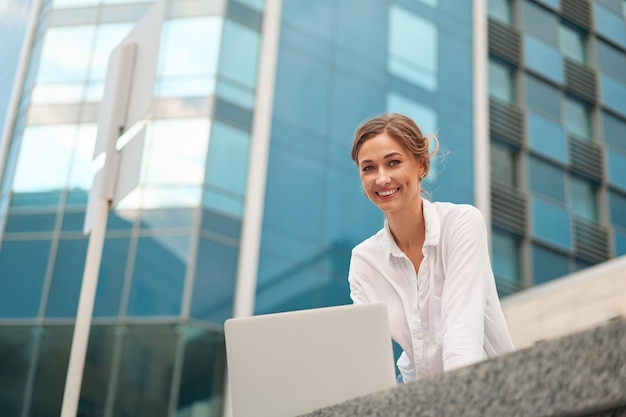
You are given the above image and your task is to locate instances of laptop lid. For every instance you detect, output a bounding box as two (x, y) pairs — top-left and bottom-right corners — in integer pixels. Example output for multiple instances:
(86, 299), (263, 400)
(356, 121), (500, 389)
(224, 303), (396, 417)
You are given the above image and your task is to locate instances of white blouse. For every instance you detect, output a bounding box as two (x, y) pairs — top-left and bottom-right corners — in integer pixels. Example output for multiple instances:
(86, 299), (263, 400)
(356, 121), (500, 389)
(348, 199), (515, 382)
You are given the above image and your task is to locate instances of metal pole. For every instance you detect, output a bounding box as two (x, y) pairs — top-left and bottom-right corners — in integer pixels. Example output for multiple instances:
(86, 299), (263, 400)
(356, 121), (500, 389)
(60, 197), (109, 417)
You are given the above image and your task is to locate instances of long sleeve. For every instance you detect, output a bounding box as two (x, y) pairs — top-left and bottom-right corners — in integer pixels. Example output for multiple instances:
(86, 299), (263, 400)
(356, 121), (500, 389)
(439, 206), (492, 371)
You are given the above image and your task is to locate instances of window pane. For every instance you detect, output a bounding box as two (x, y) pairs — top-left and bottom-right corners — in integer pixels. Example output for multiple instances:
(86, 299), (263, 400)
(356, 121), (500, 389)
(603, 111), (626, 151)
(155, 17), (223, 98)
(13, 125), (77, 192)
(205, 122), (251, 197)
(218, 20), (260, 89)
(113, 325), (178, 417)
(596, 38), (626, 81)
(273, 48), (331, 136)
(489, 60), (514, 102)
(609, 191), (626, 229)
(46, 238), (88, 317)
(559, 24), (586, 63)
(594, 3), (626, 49)
(0, 240), (51, 318)
(488, 0), (512, 24)
(532, 196), (572, 250)
(490, 141), (516, 186)
(529, 157), (565, 202)
(89, 23), (134, 82)
(564, 97), (591, 140)
(525, 74), (561, 120)
(93, 237), (130, 317)
(127, 236), (189, 316)
(28, 326), (73, 417)
(388, 5), (438, 91)
(68, 124), (97, 191)
(0, 326), (33, 415)
(36, 26), (95, 83)
(608, 148), (626, 190)
(523, 0), (557, 44)
(191, 238), (239, 324)
(615, 229), (626, 256)
(528, 111), (568, 163)
(176, 326), (226, 414)
(600, 73), (626, 116)
(492, 229), (520, 282)
(569, 176), (598, 221)
(524, 34), (563, 84)
(532, 244), (569, 284)
(143, 119), (210, 186)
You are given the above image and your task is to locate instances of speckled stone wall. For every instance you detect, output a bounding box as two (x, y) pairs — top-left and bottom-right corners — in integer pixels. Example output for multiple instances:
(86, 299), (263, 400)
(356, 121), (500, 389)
(300, 318), (626, 417)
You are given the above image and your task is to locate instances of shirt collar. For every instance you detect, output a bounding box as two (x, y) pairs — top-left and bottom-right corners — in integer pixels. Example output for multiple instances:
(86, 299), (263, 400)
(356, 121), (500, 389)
(381, 199), (441, 257)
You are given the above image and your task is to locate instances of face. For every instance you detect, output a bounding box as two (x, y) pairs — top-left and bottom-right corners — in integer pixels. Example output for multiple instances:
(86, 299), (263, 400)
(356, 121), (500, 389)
(357, 133), (423, 215)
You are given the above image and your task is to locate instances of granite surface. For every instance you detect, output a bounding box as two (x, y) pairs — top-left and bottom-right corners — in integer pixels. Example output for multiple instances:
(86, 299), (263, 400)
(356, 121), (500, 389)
(300, 318), (626, 417)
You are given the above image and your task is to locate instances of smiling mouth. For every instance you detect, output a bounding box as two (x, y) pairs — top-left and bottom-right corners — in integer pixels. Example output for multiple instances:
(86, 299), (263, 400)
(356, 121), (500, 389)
(377, 188), (399, 197)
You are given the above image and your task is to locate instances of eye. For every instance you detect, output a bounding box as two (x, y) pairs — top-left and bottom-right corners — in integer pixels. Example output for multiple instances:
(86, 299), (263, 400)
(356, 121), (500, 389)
(361, 165), (374, 172)
(389, 159), (401, 167)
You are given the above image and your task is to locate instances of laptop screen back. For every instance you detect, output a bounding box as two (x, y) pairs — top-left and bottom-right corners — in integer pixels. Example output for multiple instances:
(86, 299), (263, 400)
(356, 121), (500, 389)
(224, 303), (397, 417)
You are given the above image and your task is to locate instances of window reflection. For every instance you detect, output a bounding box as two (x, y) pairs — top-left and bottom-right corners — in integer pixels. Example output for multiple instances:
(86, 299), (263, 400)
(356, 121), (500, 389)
(529, 157), (565, 203)
(127, 235), (188, 316)
(31, 83), (85, 104)
(13, 125), (77, 192)
(528, 112), (567, 163)
(492, 228), (520, 284)
(143, 118), (210, 186)
(36, 26), (95, 83)
(388, 5), (438, 91)
(205, 122), (251, 197)
(522, 0), (557, 45)
(89, 22), (134, 81)
(490, 141), (516, 187)
(596, 39), (626, 81)
(563, 97), (591, 140)
(218, 20), (260, 90)
(155, 16), (223, 98)
(68, 124), (97, 191)
(524, 34), (563, 84)
(608, 149), (626, 190)
(569, 176), (598, 221)
(532, 196), (572, 250)
(52, 0), (99, 10)
(603, 112), (626, 151)
(609, 191), (626, 229)
(532, 244), (569, 284)
(525, 74), (561, 120)
(559, 24), (586, 64)
(489, 59), (515, 103)
(488, 0), (512, 24)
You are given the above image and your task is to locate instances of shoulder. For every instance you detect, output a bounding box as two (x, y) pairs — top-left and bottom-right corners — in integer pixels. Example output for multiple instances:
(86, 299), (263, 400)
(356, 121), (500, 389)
(433, 201), (483, 218)
(433, 201), (486, 232)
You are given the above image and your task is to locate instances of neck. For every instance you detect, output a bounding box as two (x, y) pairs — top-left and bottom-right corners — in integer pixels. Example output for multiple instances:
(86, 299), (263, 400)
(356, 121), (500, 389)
(386, 198), (425, 250)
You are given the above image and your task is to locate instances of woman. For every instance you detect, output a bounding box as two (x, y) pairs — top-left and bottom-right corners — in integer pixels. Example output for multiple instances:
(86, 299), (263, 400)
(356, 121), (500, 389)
(348, 113), (514, 383)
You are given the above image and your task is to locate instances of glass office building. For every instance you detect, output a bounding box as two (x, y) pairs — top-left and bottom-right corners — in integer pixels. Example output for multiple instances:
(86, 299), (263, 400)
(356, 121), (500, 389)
(0, 0), (624, 416)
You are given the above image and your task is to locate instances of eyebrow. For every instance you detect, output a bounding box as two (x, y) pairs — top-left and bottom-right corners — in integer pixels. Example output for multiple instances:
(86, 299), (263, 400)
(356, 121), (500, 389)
(359, 152), (403, 165)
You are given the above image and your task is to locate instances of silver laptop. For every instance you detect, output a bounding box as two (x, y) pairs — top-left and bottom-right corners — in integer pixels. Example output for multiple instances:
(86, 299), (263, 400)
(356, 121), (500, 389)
(224, 303), (397, 417)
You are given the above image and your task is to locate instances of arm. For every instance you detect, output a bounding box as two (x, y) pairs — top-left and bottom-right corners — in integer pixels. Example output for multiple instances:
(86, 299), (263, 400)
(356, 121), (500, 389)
(348, 251), (370, 305)
(439, 206), (492, 371)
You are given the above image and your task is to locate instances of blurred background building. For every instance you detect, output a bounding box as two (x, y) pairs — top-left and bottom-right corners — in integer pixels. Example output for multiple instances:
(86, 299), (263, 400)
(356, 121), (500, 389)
(0, 0), (624, 416)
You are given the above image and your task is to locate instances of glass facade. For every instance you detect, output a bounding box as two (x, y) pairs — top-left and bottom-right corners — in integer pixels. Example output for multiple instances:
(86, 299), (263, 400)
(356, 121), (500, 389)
(488, 0), (626, 290)
(0, 0), (624, 415)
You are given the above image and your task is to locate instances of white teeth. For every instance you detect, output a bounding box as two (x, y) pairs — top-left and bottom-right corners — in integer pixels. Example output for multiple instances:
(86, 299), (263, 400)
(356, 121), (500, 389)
(377, 189), (398, 197)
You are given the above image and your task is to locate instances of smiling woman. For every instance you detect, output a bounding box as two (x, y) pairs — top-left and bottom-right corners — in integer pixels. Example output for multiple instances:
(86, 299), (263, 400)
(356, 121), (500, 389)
(347, 113), (515, 383)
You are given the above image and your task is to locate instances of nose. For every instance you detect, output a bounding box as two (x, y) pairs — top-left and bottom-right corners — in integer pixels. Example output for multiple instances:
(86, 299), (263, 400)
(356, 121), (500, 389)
(375, 169), (391, 186)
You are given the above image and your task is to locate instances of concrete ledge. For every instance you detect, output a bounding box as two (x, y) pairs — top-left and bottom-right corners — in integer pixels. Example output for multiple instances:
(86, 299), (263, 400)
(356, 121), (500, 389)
(300, 318), (626, 417)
